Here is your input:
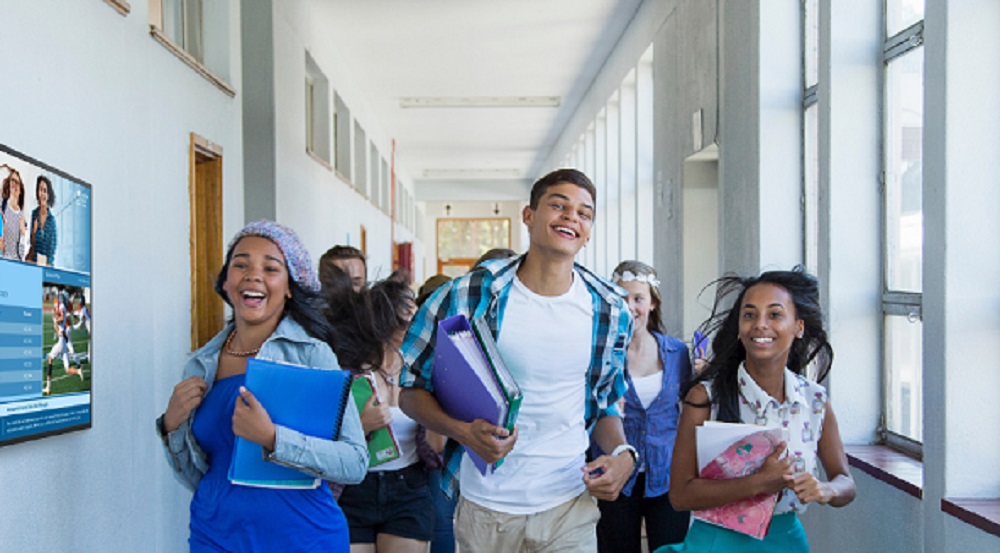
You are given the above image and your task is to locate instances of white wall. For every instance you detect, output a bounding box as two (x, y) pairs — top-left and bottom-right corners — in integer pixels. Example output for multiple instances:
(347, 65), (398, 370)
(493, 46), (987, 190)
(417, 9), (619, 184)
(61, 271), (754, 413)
(681, 156), (718, 337)
(264, 0), (423, 282)
(0, 2), (244, 552)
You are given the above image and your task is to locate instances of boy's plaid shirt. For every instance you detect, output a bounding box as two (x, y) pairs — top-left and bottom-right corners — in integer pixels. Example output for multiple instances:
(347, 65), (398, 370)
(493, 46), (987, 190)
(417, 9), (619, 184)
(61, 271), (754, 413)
(400, 255), (633, 498)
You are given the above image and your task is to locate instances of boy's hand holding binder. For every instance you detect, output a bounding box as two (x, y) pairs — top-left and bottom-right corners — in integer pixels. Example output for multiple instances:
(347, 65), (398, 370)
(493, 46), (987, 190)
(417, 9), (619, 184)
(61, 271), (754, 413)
(460, 420), (518, 465)
(582, 452), (634, 501)
(232, 385), (277, 450)
(432, 315), (523, 474)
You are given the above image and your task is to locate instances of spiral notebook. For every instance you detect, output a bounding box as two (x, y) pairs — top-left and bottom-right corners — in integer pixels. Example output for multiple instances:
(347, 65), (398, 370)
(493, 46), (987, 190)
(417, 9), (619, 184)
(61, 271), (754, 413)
(228, 357), (352, 489)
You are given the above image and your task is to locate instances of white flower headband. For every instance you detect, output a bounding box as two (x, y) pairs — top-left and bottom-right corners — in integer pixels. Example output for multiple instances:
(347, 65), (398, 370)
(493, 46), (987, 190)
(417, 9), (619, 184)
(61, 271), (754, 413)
(612, 270), (660, 288)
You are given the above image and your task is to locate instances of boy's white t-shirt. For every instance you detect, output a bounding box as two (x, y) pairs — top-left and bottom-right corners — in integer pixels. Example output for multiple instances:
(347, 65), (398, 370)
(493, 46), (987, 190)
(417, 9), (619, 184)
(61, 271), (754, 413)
(459, 274), (594, 515)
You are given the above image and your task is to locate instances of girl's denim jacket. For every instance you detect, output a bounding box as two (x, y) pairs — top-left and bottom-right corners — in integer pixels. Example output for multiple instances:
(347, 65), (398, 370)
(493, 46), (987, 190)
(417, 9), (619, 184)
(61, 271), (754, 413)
(160, 317), (369, 491)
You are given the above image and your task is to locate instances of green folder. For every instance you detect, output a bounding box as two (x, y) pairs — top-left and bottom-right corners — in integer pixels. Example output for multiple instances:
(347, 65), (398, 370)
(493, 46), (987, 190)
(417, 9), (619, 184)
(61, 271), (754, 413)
(350, 374), (401, 467)
(470, 317), (523, 452)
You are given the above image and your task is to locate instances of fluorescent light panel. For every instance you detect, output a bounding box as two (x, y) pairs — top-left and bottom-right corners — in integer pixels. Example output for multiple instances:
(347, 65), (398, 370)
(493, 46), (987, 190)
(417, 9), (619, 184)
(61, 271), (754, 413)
(422, 168), (522, 179)
(400, 96), (561, 108)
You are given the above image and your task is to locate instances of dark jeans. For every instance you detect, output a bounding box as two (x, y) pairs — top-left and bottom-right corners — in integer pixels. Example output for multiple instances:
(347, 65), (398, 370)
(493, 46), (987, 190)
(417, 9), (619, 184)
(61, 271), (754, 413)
(338, 464), (435, 543)
(597, 472), (690, 553)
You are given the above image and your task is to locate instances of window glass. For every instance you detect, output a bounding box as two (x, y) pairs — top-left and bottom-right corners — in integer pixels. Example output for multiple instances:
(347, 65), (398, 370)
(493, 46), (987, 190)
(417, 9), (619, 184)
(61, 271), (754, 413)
(354, 122), (367, 194)
(886, 0), (925, 37)
(334, 94), (351, 176)
(803, 103), (820, 275)
(885, 314), (923, 442)
(804, 0), (819, 88)
(437, 219), (511, 262)
(162, 0), (204, 62)
(884, 47), (924, 292)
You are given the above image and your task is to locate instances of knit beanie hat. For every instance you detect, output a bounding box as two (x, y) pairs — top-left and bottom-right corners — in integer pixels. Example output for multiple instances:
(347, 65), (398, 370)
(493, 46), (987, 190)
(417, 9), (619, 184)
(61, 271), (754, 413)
(227, 220), (321, 293)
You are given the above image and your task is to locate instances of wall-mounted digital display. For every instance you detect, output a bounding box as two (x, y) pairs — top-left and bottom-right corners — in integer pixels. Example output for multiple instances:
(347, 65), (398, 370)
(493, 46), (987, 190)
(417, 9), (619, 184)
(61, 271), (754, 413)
(0, 144), (92, 445)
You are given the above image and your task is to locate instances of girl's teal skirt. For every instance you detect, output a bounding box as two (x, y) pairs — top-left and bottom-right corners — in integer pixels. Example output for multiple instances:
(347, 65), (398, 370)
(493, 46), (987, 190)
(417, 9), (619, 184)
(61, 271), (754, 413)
(654, 512), (808, 553)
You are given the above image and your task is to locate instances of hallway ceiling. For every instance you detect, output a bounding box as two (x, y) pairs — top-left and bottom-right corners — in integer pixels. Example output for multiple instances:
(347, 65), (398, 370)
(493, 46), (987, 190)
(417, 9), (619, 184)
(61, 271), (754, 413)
(304, 0), (644, 201)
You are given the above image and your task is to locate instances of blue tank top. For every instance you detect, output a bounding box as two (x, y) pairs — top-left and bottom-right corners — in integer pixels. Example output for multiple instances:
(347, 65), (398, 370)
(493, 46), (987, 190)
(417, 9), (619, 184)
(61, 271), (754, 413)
(189, 374), (349, 552)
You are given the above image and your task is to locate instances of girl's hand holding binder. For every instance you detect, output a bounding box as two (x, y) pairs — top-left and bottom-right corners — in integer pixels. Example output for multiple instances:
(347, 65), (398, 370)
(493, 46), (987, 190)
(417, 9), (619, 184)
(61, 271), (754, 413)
(359, 394), (392, 434)
(233, 386), (277, 450)
(754, 442), (793, 495)
(783, 472), (833, 504)
(462, 420), (518, 464)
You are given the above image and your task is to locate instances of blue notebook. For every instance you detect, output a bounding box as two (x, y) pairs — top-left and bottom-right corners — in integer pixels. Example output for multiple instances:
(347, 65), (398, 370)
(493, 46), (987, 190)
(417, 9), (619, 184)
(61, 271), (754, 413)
(228, 357), (352, 489)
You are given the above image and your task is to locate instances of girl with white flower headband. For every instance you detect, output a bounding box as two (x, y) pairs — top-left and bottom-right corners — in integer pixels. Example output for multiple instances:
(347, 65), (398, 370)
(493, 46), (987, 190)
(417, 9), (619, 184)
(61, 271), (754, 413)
(594, 260), (692, 552)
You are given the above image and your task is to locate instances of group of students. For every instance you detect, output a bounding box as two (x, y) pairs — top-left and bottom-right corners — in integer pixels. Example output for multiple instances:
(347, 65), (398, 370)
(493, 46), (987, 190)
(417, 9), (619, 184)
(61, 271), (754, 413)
(1, 163), (58, 265)
(158, 168), (855, 552)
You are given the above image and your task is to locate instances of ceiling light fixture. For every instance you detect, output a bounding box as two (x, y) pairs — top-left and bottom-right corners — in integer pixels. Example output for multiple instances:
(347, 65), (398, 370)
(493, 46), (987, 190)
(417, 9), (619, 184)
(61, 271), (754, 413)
(422, 168), (522, 179)
(400, 96), (561, 108)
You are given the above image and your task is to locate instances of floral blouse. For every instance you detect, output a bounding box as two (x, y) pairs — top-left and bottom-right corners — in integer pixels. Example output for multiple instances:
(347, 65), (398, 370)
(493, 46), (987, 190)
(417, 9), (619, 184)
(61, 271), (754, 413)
(704, 363), (828, 514)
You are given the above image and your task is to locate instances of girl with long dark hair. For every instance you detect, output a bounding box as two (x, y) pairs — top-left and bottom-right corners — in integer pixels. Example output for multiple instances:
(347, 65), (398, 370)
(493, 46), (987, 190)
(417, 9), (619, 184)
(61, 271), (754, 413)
(659, 268), (855, 552)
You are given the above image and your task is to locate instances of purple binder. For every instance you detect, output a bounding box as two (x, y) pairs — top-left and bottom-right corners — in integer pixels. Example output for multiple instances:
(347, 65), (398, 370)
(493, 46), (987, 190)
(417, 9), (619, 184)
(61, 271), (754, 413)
(432, 314), (506, 475)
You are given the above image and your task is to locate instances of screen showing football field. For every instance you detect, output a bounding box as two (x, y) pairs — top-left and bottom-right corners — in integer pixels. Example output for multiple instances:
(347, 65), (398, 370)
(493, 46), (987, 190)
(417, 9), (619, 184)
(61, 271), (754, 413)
(0, 144), (92, 445)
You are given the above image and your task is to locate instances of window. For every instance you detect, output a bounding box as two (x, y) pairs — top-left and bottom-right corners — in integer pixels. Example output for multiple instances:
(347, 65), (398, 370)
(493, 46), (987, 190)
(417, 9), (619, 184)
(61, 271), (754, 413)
(436, 218), (511, 277)
(305, 51), (331, 165)
(381, 158), (390, 215)
(353, 122), (368, 195)
(149, 0), (233, 96)
(636, 46), (655, 264)
(881, 2), (924, 451)
(604, 91), (621, 272)
(334, 93), (351, 180)
(618, 71), (638, 262)
(802, 0), (820, 274)
(368, 142), (380, 203)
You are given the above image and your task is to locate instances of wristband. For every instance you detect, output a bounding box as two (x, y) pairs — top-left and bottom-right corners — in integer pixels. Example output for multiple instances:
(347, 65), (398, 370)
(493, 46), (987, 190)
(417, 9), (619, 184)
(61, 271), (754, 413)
(611, 443), (639, 467)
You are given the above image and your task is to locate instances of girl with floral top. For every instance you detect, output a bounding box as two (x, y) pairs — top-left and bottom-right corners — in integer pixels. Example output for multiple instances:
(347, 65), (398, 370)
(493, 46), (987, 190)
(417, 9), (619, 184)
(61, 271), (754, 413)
(660, 268), (856, 552)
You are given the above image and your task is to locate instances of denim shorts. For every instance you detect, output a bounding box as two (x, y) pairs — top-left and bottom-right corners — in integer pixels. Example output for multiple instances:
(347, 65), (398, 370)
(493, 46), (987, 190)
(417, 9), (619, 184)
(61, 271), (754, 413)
(338, 463), (435, 543)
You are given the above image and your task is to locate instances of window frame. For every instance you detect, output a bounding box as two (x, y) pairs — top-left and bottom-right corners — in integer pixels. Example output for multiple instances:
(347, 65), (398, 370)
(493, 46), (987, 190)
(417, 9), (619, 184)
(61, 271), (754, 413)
(801, 0), (820, 276)
(879, 11), (925, 458)
(148, 0), (234, 97)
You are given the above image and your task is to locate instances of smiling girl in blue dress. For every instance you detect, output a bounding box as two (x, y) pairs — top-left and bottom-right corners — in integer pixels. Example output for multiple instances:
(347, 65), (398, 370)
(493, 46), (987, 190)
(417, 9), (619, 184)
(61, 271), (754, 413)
(158, 221), (368, 552)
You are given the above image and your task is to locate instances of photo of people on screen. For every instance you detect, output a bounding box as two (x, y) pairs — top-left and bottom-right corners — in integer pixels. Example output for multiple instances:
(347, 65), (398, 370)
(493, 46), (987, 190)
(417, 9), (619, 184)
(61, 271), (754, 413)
(41, 285), (91, 396)
(0, 151), (91, 274)
(1, 164), (30, 261)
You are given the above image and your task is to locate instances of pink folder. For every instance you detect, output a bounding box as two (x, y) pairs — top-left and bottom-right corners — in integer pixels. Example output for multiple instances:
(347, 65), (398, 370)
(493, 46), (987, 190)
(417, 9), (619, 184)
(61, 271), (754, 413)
(692, 427), (784, 539)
